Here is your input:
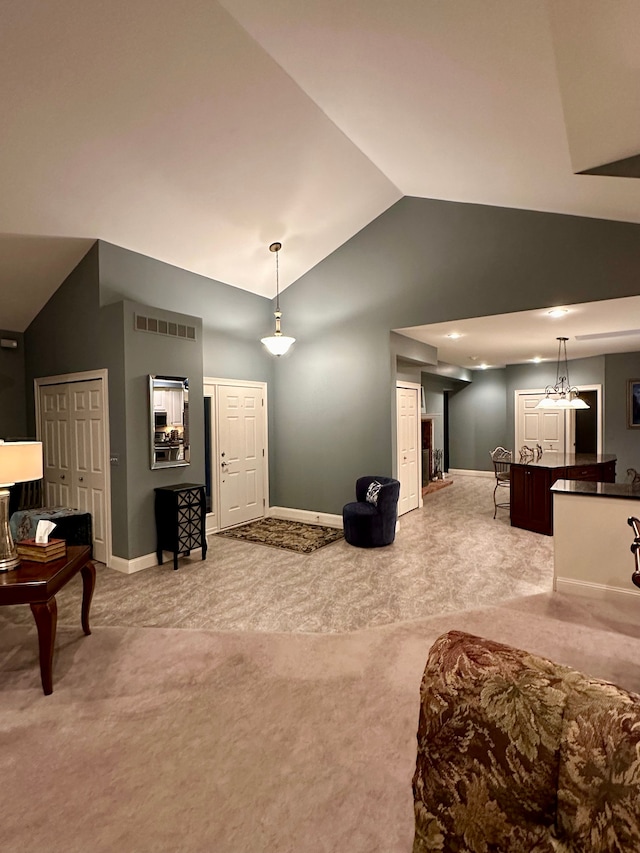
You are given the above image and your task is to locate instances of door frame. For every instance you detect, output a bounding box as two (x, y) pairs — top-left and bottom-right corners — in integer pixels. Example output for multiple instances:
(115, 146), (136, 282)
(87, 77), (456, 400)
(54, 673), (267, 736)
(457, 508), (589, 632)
(203, 376), (269, 534)
(395, 380), (423, 513)
(514, 384), (603, 455)
(34, 369), (112, 567)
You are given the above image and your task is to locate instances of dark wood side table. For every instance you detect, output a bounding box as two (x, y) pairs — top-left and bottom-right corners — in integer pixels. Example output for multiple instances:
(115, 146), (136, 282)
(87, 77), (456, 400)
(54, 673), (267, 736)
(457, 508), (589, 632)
(154, 483), (207, 570)
(0, 545), (95, 695)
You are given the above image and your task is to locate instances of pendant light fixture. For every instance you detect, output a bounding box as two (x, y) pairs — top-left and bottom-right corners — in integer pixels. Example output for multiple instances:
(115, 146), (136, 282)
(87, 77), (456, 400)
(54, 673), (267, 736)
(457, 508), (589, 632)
(534, 337), (589, 409)
(261, 241), (295, 356)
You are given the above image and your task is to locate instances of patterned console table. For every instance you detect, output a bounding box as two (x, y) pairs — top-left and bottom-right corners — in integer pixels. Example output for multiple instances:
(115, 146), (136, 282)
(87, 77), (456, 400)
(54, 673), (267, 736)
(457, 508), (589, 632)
(154, 483), (207, 570)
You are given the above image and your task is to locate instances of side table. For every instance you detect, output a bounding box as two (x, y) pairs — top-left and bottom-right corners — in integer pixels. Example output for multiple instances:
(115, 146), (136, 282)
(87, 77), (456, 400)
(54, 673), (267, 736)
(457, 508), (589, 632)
(0, 544), (95, 695)
(154, 483), (207, 570)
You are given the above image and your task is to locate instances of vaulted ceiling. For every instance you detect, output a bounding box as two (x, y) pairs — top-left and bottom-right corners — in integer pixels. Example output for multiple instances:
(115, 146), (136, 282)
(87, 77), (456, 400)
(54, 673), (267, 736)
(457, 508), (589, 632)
(2, 0), (639, 332)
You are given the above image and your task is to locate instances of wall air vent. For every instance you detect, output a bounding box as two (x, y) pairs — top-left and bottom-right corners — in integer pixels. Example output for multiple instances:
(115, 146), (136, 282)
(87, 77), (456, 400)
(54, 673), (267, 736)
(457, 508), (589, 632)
(135, 314), (197, 341)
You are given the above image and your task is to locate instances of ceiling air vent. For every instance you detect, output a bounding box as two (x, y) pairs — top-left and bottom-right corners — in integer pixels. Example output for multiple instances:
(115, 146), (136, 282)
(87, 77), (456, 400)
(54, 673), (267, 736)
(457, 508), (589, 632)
(135, 314), (197, 341)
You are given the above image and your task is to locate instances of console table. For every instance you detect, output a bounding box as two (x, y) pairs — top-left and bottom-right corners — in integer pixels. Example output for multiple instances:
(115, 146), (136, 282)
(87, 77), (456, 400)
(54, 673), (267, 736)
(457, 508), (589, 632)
(154, 483), (207, 570)
(0, 544), (95, 694)
(510, 453), (616, 535)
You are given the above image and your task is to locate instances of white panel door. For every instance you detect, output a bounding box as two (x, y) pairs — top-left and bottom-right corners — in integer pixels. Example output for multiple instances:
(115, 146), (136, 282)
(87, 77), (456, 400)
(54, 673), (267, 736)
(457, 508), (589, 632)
(218, 385), (265, 529)
(70, 380), (107, 563)
(40, 384), (72, 507)
(39, 379), (107, 563)
(516, 394), (571, 456)
(396, 385), (420, 516)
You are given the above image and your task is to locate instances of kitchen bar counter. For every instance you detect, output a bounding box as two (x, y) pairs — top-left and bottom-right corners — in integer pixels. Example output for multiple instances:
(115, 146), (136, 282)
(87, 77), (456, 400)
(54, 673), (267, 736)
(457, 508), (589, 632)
(552, 479), (640, 601)
(551, 479), (640, 500)
(510, 453), (616, 535)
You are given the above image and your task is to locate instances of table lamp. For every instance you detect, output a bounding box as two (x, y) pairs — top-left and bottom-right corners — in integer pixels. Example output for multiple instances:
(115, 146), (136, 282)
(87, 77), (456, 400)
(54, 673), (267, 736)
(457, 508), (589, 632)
(0, 440), (44, 571)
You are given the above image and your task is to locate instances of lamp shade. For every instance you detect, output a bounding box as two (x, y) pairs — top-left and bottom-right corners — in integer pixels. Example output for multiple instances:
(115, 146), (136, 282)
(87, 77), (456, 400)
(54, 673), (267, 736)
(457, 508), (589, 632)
(261, 334), (295, 356)
(0, 441), (43, 487)
(534, 397), (557, 410)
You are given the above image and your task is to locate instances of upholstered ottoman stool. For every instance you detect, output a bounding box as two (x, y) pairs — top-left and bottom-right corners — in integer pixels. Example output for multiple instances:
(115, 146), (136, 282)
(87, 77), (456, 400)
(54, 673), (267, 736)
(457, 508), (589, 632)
(10, 507), (93, 551)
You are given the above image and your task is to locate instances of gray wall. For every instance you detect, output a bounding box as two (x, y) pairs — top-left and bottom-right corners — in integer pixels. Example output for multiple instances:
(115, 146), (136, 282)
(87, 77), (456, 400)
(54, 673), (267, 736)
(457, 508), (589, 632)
(16, 196), (640, 550)
(121, 300), (204, 558)
(98, 241), (273, 382)
(505, 356), (606, 454)
(449, 369), (508, 470)
(0, 330), (27, 438)
(447, 356), (607, 472)
(604, 352), (640, 478)
(22, 243), (130, 551)
(274, 196), (640, 510)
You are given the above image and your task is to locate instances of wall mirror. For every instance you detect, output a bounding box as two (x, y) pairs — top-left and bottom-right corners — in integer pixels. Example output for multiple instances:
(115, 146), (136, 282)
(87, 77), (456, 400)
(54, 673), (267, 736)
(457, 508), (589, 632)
(149, 375), (190, 469)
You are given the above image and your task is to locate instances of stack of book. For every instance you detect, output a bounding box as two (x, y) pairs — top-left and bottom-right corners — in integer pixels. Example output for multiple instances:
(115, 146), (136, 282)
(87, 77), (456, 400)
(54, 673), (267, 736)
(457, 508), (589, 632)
(16, 538), (67, 563)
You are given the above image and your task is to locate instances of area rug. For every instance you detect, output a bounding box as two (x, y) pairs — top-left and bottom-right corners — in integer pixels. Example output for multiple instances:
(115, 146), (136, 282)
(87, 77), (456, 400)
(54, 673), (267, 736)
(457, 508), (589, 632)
(217, 517), (344, 553)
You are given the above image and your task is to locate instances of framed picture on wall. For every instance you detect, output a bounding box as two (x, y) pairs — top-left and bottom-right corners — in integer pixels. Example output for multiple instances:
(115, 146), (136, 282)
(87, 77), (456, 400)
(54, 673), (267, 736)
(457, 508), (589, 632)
(627, 379), (640, 428)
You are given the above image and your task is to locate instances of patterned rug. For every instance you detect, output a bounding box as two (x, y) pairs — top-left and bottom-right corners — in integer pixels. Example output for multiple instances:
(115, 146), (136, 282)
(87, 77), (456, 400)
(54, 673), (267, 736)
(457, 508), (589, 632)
(217, 517), (344, 554)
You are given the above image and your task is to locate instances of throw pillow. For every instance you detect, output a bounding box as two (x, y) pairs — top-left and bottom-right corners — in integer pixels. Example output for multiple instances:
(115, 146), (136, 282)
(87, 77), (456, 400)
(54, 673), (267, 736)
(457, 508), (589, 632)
(366, 480), (382, 506)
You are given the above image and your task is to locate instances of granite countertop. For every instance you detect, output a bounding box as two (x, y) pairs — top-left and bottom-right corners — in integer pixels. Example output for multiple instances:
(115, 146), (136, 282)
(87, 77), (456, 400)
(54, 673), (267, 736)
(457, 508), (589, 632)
(551, 478), (640, 500)
(512, 452), (617, 470)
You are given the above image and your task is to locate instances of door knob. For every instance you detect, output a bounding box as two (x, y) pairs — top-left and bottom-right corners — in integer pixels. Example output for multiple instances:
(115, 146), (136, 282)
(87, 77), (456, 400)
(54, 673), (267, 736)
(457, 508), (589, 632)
(60, 474), (65, 480)
(79, 476), (84, 482)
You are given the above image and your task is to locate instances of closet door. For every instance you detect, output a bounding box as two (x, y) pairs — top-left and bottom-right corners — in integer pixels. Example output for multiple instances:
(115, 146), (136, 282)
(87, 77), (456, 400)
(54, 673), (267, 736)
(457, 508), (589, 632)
(39, 379), (107, 563)
(40, 384), (72, 507)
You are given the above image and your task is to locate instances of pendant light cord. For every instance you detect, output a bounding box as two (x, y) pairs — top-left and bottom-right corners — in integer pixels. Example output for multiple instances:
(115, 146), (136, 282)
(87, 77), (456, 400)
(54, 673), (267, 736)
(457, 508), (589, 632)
(269, 241), (282, 312)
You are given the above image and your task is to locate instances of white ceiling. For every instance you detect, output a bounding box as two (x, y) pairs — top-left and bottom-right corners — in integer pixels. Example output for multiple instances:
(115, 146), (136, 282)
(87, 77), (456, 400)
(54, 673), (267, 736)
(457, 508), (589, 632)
(398, 296), (640, 370)
(1, 0), (640, 332)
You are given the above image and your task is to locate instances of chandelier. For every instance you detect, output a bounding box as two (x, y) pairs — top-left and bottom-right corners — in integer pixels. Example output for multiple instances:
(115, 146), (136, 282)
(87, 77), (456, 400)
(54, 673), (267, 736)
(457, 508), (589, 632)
(261, 241), (295, 356)
(534, 337), (589, 410)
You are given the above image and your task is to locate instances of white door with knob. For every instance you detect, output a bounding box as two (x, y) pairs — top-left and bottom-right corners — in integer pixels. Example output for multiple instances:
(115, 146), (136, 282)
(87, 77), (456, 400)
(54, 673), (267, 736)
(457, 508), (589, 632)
(396, 383), (421, 516)
(217, 384), (266, 529)
(515, 392), (571, 456)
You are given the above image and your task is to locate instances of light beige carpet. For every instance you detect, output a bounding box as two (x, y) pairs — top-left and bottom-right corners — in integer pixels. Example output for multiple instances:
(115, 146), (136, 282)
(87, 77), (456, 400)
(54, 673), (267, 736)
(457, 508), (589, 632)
(2, 592), (640, 853)
(2, 474), (639, 852)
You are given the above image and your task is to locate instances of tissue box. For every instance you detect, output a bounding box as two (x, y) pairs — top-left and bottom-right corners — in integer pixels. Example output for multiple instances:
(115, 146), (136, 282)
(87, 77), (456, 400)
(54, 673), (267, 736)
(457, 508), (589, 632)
(16, 538), (67, 563)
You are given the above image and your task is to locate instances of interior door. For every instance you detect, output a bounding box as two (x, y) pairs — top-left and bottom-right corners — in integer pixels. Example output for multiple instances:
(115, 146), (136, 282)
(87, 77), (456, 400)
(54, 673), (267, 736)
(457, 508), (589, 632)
(40, 384), (72, 507)
(69, 380), (107, 562)
(516, 394), (569, 455)
(218, 385), (265, 529)
(396, 385), (420, 516)
(39, 379), (107, 563)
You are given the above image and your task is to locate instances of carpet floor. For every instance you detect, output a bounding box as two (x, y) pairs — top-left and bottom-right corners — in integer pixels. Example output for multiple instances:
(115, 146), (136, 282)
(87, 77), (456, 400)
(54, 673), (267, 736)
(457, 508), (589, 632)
(1, 475), (639, 852)
(0, 476), (554, 634)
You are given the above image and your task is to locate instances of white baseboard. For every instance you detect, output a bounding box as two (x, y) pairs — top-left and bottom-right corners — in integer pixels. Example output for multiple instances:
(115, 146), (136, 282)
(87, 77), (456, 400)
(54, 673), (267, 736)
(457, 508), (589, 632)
(108, 547), (206, 575)
(555, 576), (640, 601)
(268, 506), (343, 529)
(448, 468), (493, 479)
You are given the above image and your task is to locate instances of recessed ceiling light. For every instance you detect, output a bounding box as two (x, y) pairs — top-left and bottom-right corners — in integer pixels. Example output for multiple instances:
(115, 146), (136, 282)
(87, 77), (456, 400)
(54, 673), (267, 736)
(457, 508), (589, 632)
(447, 332), (462, 339)
(531, 357), (542, 363)
(479, 363), (488, 370)
(547, 308), (568, 318)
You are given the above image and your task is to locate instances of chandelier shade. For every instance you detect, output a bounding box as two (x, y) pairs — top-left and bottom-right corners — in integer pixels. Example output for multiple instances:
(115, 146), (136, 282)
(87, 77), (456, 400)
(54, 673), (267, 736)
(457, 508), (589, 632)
(534, 337), (589, 410)
(261, 242), (295, 356)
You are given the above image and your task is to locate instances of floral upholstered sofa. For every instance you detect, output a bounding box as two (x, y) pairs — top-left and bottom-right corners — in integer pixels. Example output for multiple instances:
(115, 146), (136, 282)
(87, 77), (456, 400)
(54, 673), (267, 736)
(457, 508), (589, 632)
(412, 630), (640, 853)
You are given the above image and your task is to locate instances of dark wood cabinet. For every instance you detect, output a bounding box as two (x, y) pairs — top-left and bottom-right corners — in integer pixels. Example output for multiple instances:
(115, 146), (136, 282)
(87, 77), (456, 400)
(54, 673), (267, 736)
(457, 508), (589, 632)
(154, 483), (207, 570)
(510, 455), (616, 536)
